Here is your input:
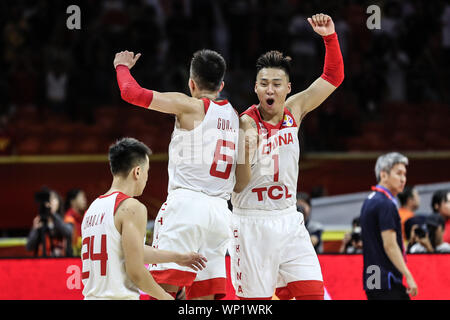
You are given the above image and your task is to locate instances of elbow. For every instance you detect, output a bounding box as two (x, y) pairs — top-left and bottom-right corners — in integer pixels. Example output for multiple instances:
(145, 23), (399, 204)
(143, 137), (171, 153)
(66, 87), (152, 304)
(126, 266), (144, 286)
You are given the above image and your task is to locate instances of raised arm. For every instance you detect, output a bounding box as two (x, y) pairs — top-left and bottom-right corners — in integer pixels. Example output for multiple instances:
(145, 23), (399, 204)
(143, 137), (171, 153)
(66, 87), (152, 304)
(285, 14), (344, 124)
(114, 51), (203, 116)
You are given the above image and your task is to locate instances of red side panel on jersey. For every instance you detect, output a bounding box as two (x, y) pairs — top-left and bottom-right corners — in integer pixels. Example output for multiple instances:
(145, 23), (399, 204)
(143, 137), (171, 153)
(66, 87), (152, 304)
(97, 191), (131, 216)
(281, 107), (298, 129)
(240, 105), (298, 136)
(201, 98), (229, 114)
(202, 98), (211, 114)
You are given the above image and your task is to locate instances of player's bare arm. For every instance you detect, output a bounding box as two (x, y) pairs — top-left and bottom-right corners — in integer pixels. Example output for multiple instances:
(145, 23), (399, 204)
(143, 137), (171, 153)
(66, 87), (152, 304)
(114, 51), (205, 130)
(116, 198), (174, 300)
(285, 14), (344, 124)
(234, 114), (258, 193)
(143, 245), (207, 271)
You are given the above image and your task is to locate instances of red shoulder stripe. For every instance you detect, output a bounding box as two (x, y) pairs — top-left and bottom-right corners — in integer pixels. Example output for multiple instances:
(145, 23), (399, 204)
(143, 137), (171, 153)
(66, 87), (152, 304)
(114, 192), (131, 216)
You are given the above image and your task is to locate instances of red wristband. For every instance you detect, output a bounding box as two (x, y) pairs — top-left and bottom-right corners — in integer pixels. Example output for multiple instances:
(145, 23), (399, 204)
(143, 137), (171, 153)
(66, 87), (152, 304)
(320, 32), (344, 87)
(116, 65), (153, 108)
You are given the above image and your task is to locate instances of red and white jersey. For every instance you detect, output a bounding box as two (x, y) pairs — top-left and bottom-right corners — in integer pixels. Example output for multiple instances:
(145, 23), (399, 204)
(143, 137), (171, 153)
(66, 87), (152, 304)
(232, 105), (299, 210)
(81, 191), (140, 300)
(167, 98), (239, 200)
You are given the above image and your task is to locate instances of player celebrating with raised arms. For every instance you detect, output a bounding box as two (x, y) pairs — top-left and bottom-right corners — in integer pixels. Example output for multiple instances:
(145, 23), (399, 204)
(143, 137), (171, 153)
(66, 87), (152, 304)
(114, 49), (239, 299)
(232, 13), (344, 300)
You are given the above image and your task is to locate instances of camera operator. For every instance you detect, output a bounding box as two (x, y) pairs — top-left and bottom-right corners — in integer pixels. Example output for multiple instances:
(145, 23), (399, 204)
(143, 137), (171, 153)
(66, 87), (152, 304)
(408, 215), (450, 253)
(26, 187), (73, 257)
(339, 217), (363, 254)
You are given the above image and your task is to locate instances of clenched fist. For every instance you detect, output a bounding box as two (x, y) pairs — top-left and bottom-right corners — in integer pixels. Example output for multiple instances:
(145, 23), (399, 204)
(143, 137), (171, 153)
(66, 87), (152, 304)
(307, 14), (335, 37)
(113, 50), (142, 69)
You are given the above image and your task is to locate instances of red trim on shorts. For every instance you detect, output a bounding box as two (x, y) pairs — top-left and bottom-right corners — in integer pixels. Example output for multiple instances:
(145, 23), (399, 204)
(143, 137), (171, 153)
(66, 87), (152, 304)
(237, 296), (273, 300)
(150, 269), (196, 287)
(275, 280), (324, 300)
(185, 277), (227, 300)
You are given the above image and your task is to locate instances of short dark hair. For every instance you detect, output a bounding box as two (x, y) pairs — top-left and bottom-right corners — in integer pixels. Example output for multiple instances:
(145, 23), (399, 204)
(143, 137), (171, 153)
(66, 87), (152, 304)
(431, 189), (449, 213)
(296, 192), (311, 206)
(108, 137), (152, 177)
(65, 188), (82, 212)
(398, 185), (415, 207)
(190, 49), (226, 92)
(256, 50), (292, 79)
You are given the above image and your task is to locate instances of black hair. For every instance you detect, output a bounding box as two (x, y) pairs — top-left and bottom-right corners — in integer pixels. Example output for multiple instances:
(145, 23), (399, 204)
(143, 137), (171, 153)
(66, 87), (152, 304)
(426, 214), (446, 249)
(256, 50), (292, 79)
(190, 49), (226, 92)
(296, 192), (311, 206)
(64, 188), (82, 212)
(108, 137), (152, 177)
(397, 185), (415, 207)
(431, 189), (449, 213)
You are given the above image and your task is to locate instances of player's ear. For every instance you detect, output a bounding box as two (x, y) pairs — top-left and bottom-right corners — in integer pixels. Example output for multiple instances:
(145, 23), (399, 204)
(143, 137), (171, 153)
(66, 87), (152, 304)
(188, 78), (196, 92)
(132, 166), (140, 180)
(218, 81), (224, 93)
(287, 81), (292, 94)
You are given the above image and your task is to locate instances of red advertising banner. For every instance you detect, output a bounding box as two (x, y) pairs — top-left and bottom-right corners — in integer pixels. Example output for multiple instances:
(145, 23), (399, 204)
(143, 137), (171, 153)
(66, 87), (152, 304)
(0, 254), (448, 300)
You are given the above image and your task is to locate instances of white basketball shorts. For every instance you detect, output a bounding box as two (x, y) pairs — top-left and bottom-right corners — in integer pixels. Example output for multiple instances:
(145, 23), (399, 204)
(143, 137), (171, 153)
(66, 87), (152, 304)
(230, 205), (323, 299)
(149, 188), (232, 299)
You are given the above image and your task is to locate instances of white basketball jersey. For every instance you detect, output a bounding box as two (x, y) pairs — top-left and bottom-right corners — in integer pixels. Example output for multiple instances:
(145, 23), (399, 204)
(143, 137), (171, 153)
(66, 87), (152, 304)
(167, 98), (239, 200)
(232, 105), (299, 210)
(81, 191), (140, 300)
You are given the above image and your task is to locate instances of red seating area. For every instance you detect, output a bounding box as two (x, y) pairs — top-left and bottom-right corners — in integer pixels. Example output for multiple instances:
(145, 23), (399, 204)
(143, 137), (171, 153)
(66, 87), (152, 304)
(346, 102), (450, 151)
(9, 105), (175, 155)
(5, 102), (449, 155)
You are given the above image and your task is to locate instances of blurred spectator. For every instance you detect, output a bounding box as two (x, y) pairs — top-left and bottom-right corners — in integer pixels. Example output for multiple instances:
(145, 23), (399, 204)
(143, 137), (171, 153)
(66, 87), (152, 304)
(64, 188), (87, 256)
(397, 185), (420, 241)
(404, 215), (427, 252)
(408, 214), (450, 253)
(0, 114), (15, 155)
(297, 192), (323, 253)
(45, 59), (69, 115)
(339, 217), (363, 254)
(26, 187), (73, 257)
(431, 189), (450, 243)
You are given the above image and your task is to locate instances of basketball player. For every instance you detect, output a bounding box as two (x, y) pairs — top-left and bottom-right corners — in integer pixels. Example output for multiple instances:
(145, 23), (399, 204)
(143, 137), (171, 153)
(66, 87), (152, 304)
(231, 14), (344, 300)
(81, 137), (207, 300)
(114, 50), (239, 299)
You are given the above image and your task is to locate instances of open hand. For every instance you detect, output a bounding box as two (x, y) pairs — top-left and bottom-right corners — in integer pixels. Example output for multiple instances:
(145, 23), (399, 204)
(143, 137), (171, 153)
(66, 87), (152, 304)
(307, 14), (335, 36)
(176, 252), (208, 271)
(113, 50), (141, 69)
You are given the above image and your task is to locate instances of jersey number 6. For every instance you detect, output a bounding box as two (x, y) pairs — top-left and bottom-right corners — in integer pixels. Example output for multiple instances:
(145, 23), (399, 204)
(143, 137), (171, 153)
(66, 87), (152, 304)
(210, 139), (236, 180)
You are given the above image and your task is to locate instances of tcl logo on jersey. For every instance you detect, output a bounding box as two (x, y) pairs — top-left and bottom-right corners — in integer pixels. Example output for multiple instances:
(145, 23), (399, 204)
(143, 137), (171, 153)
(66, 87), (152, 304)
(262, 132), (294, 154)
(251, 185), (292, 201)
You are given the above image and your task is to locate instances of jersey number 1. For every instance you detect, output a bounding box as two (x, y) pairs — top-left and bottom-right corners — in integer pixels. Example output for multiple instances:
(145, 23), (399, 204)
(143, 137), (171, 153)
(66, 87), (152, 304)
(210, 139), (235, 179)
(81, 234), (108, 279)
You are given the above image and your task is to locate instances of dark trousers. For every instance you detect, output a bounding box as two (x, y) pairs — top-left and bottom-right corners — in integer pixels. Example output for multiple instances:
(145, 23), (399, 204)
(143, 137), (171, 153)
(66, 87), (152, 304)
(365, 283), (410, 300)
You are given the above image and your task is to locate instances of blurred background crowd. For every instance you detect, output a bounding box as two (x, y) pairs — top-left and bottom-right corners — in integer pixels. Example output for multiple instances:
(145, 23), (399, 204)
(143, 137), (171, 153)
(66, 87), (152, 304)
(0, 0), (449, 155)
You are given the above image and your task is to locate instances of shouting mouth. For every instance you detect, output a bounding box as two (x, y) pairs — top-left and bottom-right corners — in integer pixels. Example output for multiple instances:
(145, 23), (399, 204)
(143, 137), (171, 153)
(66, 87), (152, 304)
(266, 98), (275, 106)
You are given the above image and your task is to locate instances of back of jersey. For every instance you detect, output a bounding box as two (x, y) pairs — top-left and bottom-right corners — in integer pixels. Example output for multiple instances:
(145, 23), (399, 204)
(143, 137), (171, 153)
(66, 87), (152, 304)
(167, 98), (239, 200)
(81, 191), (139, 300)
